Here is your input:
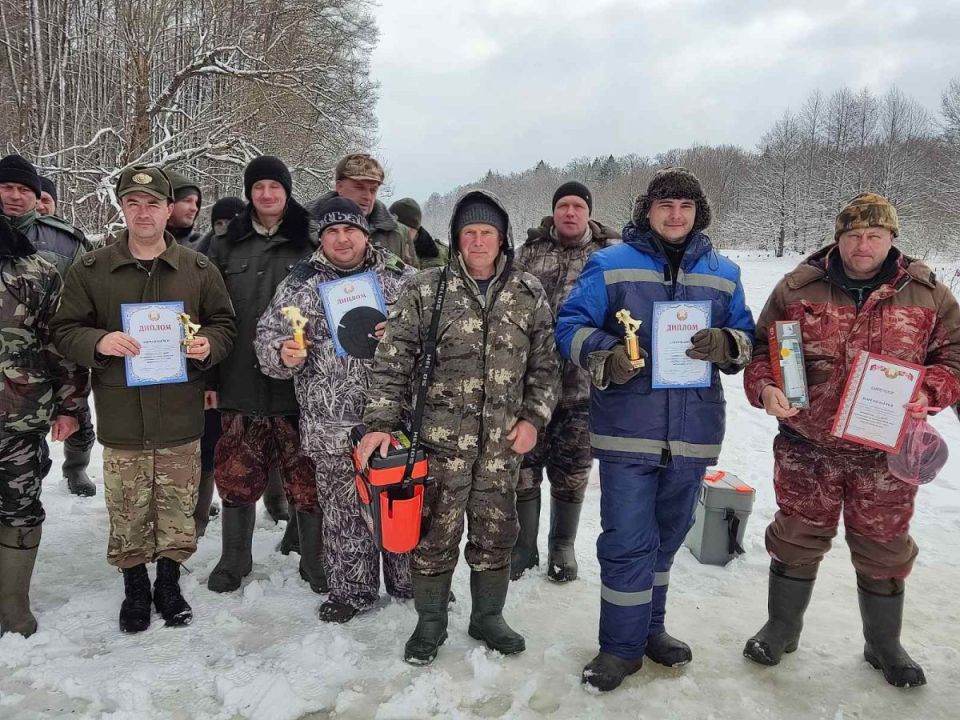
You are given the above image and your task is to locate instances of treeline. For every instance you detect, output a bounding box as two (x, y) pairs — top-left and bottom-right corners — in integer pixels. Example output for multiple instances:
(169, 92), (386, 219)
(0, 0), (378, 230)
(423, 81), (960, 258)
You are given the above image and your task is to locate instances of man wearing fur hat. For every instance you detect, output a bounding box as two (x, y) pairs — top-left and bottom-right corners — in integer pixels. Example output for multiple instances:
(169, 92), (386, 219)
(511, 181), (620, 583)
(205, 156), (324, 595)
(743, 192), (960, 688)
(556, 167), (755, 691)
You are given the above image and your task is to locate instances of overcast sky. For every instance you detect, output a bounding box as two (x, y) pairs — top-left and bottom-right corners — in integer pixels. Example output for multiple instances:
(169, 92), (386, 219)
(370, 0), (960, 200)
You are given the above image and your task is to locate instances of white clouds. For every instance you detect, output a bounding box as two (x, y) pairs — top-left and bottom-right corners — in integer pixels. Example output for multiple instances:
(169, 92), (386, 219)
(370, 0), (960, 199)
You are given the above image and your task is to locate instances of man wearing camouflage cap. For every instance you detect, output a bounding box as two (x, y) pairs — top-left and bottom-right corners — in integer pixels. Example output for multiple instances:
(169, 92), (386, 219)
(743, 192), (960, 688)
(164, 169), (204, 250)
(308, 153), (416, 267)
(51, 165), (235, 633)
(557, 167), (755, 691)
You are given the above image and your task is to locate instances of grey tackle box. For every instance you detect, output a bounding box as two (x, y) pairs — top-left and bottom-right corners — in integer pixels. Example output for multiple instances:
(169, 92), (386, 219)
(684, 470), (755, 566)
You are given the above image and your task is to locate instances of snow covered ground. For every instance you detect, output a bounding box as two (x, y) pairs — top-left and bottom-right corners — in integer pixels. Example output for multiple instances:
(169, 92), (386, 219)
(2, 253), (959, 720)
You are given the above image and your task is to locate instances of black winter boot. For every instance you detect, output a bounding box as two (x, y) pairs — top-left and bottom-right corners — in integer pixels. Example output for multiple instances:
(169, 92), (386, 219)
(263, 467), (289, 523)
(154, 557), (192, 627)
(547, 497), (582, 582)
(404, 572), (454, 666)
(318, 600), (359, 624)
(278, 511), (300, 555)
(193, 469), (217, 538)
(645, 632), (692, 667)
(63, 447), (96, 497)
(297, 511), (328, 593)
(0, 525), (41, 637)
(743, 567), (815, 666)
(119, 564), (152, 633)
(468, 568), (525, 654)
(510, 494), (540, 580)
(581, 652), (644, 692)
(207, 504), (255, 593)
(858, 585), (926, 688)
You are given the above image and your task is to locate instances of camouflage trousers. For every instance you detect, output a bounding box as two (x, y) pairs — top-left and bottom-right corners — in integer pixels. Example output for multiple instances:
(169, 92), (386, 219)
(766, 432), (919, 580)
(314, 452), (411, 609)
(0, 432), (51, 528)
(64, 403), (96, 454)
(518, 404), (592, 503)
(414, 447), (522, 576)
(102, 440), (200, 568)
(214, 413), (318, 512)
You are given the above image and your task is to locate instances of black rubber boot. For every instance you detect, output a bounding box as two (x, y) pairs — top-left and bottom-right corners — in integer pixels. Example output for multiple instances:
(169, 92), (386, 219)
(645, 631), (692, 667)
(63, 447), (96, 497)
(510, 494), (540, 580)
(119, 564), (152, 633)
(207, 504), (256, 593)
(858, 585), (926, 688)
(263, 467), (289, 523)
(581, 652), (644, 692)
(0, 525), (41, 637)
(297, 511), (328, 593)
(319, 600), (359, 624)
(467, 568), (525, 654)
(278, 511), (300, 555)
(193, 469), (217, 538)
(404, 572), (454, 666)
(743, 566), (815, 666)
(153, 557), (193, 627)
(547, 497), (582, 583)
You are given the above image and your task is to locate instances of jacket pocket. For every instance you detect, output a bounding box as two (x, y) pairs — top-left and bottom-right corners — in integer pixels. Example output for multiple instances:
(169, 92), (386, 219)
(221, 259), (252, 306)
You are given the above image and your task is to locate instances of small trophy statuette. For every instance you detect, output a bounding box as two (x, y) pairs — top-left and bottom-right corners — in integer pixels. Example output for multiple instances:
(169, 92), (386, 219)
(177, 312), (201, 349)
(281, 306), (308, 355)
(616, 309), (645, 369)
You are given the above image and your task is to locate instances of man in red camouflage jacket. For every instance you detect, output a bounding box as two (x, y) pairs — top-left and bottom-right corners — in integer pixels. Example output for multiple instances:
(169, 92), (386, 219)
(742, 192), (960, 689)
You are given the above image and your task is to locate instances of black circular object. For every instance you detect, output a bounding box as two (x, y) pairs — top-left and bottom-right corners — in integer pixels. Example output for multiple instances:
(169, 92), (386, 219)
(338, 306), (386, 359)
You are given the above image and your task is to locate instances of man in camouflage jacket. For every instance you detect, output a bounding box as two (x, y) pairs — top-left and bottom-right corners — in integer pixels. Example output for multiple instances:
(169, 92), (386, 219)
(743, 192), (960, 688)
(358, 190), (559, 666)
(512, 180), (620, 583)
(255, 197), (415, 623)
(1, 215), (87, 636)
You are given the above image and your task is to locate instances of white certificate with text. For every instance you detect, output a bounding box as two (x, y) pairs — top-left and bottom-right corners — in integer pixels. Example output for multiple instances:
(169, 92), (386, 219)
(652, 301), (712, 389)
(121, 302), (188, 387)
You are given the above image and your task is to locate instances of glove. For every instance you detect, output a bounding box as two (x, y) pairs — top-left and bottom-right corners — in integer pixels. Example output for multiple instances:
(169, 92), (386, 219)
(606, 344), (647, 385)
(685, 328), (735, 364)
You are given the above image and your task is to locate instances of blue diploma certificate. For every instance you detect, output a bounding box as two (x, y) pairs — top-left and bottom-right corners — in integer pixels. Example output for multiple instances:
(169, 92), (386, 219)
(317, 271), (388, 357)
(121, 301), (188, 387)
(652, 301), (712, 389)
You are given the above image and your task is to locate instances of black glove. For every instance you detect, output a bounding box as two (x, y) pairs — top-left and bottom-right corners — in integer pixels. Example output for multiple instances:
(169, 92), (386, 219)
(685, 328), (735, 364)
(606, 344), (647, 385)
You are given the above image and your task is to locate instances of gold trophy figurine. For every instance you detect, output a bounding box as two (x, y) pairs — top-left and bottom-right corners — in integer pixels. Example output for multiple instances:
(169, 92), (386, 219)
(177, 312), (201, 350)
(281, 306), (308, 356)
(615, 309), (645, 369)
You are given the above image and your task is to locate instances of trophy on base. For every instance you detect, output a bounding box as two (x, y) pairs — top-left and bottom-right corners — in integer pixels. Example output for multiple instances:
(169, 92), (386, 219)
(177, 312), (201, 351)
(616, 309), (645, 369)
(281, 306), (308, 356)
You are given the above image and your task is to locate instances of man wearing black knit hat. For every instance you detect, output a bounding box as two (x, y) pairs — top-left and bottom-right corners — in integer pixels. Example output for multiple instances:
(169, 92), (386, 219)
(0, 154), (97, 497)
(557, 167), (755, 691)
(205, 156), (325, 596)
(37, 176), (57, 216)
(511, 181), (620, 584)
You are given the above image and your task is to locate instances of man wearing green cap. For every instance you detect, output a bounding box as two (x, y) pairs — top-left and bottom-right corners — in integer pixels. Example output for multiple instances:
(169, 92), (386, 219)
(51, 165), (235, 633)
(164, 169), (204, 250)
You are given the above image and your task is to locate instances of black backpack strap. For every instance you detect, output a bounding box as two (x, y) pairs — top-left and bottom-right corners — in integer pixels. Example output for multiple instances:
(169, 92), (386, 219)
(400, 270), (448, 484)
(725, 509), (745, 555)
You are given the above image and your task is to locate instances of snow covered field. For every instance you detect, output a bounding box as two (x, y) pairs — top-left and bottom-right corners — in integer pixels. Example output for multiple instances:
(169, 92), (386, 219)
(2, 253), (959, 720)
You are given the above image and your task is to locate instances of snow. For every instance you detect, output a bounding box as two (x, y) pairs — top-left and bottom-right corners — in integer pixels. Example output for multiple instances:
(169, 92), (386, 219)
(2, 253), (960, 719)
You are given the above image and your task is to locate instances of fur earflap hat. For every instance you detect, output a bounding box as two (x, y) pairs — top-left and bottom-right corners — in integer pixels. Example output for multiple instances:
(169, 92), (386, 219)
(631, 166), (711, 234)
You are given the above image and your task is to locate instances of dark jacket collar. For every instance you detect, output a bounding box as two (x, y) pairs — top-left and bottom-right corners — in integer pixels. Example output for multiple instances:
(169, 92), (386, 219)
(0, 216), (36, 258)
(107, 231), (182, 272)
(224, 197), (317, 249)
(621, 224), (713, 268)
(526, 216), (621, 246)
(786, 243), (936, 291)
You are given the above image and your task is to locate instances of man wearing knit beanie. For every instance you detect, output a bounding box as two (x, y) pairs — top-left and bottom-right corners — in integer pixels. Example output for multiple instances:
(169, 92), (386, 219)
(38, 176), (58, 216)
(557, 167), (755, 691)
(307, 153), (415, 267)
(205, 155), (324, 597)
(510, 181), (619, 585)
(165, 169), (204, 249)
(743, 191), (960, 690)
(0, 154), (96, 497)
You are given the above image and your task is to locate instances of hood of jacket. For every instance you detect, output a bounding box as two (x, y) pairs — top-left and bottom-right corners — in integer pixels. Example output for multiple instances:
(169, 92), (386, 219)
(0, 215), (37, 257)
(448, 189), (515, 258)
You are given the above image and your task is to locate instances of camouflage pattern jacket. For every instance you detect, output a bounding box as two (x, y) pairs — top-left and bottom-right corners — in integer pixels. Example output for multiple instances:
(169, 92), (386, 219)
(517, 216), (620, 407)
(744, 245), (960, 451)
(1, 218), (88, 439)
(363, 190), (560, 455)
(10, 209), (92, 278)
(254, 245), (414, 457)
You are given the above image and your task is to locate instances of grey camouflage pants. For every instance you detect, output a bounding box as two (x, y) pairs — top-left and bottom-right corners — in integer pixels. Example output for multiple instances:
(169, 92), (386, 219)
(0, 432), (50, 528)
(315, 452), (411, 609)
(518, 404), (592, 504)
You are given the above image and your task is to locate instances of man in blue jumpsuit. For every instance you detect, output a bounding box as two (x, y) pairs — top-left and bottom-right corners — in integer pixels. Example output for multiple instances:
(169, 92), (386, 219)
(556, 167), (755, 691)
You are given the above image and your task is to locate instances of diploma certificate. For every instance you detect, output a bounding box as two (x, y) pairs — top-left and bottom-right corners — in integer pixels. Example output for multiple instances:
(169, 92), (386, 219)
(317, 271), (388, 357)
(652, 301), (712, 389)
(831, 351), (925, 452)
(121, 302), (188, 387)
